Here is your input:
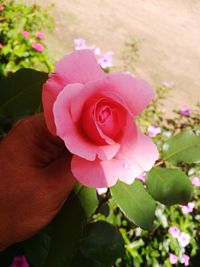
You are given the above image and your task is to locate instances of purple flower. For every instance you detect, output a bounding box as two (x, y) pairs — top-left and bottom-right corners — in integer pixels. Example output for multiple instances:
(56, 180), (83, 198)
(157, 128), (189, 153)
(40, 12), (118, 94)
(136, 172), (146, 182)
(162, 81), (174, 88)
(147, 125), (161, 138)
(10, 256), (29, 267)
(178, 232), (191, 247)
(168, 226), (180, 238)
(181, 255), (190, 266)
(96, 187), (108, 195)
(180, 107), (192, 116)
(192, 176), (200, 187)
(169, 253), (178, 265)
(98, 51), (113, 69)
(180, 202), (194, 214)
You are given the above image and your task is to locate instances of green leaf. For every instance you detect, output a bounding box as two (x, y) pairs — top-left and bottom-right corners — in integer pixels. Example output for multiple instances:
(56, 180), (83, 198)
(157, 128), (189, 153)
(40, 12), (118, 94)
(44, 184), (99, 267)
(110, 180), (156, 230)
(163, 131), (200, 164)
(146, 167), (193, 205)
(0, 68), (47, 123)
(74, 221), (124, 266)
(23, 225), (52, 267)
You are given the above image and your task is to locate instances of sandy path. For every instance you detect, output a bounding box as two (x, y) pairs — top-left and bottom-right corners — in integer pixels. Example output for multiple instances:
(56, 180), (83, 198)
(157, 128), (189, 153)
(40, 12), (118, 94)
(38, 0), (200, 114)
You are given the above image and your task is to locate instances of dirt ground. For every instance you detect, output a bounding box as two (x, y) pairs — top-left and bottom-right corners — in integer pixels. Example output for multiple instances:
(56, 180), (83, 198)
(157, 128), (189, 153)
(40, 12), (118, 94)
(36, 0), (200, 115)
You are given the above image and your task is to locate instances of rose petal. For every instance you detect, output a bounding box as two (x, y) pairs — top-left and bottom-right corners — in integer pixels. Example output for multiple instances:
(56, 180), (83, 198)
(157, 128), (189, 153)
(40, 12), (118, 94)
(43, 50), (105, 135)
(42, 74), (67, 134)
(71, 116), (158, 188)
(116, 122), (159, 184)
(70, 73), (154, 123)
(55, 49), (105, 83)
(53, 84), (120, 161)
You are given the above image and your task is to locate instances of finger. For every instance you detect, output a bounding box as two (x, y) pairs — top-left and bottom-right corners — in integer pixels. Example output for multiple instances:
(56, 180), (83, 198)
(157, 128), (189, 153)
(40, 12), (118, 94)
(42, 151), (76, 203)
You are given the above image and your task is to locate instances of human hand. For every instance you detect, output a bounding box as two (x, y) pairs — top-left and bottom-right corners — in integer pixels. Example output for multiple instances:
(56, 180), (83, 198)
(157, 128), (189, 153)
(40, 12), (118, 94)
(0, 114), (76, 250)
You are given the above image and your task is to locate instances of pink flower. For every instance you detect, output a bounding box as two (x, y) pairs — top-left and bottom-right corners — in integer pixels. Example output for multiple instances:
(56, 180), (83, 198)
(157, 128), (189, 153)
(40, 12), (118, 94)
(32, 42), (44, 52)
(180, 107), (192, 116)
(136, 172), (146, 182)
(0, 4), (3, 12)
(192, 176), (200, 186)
(147, 125), (161, 138)
(98, 51), (113, 69)
(181, 255), (190, 266)
(74, 38), (87, 50)
(96, 187), (108, 195)
(10, 256), (29, 267)
(0, 43), (3, 49)
(168, 226), (180, 238)
(21, 31), (29, 38)
(180, 202), (194, 214)
(162, 81), (174, 88)
(178, 232), (190, 247)
(42, 50), (158, 188)
(35, 31), (45, 39)
(169, 253), (178, 265)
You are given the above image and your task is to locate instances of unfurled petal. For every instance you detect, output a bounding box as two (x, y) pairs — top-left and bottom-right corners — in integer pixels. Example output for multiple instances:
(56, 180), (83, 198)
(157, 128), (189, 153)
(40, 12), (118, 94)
(53, 84), (120, 161)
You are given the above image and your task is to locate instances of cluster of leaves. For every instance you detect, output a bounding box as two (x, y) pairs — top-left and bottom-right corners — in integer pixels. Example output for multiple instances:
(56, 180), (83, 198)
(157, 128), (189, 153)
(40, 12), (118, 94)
(0, 0), (54, 76)
(0, 69), (199, 267)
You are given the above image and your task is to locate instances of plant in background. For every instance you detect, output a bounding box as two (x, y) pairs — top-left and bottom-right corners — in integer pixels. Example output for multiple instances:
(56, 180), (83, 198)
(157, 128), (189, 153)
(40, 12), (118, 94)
(0, 0), (54, 76)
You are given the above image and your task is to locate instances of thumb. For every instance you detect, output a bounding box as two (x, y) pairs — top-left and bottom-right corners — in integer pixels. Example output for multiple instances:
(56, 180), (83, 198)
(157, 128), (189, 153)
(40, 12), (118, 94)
(43, 151), (77, 203)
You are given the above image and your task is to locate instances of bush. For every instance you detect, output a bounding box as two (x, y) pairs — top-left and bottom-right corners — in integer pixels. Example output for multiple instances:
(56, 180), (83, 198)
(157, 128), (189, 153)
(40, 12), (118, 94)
(0, 0), (54, 76)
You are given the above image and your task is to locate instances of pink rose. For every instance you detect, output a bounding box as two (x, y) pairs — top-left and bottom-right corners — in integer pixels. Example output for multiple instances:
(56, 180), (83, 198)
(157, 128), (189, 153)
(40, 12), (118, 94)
(32, 42), (44, 52)
(35, 31), (45, 39)
(42, 50), (158, 188)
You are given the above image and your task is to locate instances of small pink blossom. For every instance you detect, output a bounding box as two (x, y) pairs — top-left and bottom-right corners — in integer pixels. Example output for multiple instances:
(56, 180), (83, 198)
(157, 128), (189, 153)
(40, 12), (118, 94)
(192, 176), (200, 187)
(32, 42), (44, 52)
(136, 172), (146, 182)
(147, 125), (161, 138)
(21, 31), (30, 38)
(96, 187), (108, 195)
(178, 232), (190, 247)
(180, 202), (195, 214)
(10, 256), (29, 267)
(0, 43), (3, 49)
(181, 255), (190, 266)
(169, 253), (178, 265)
(168, 226), (180, 238)
(162, 81), (174, 88)
(35, 31), (45, 40)
(98, 51), (113, 69)
(74, 38), (87, 50)
(0, 4), (3, 12)
(88, 46), (101, 55)
(180, 107), (192, 116)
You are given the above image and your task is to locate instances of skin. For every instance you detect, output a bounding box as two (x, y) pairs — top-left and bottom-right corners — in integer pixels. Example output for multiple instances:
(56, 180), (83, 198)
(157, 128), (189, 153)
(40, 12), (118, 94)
(0, 114), (76, 250)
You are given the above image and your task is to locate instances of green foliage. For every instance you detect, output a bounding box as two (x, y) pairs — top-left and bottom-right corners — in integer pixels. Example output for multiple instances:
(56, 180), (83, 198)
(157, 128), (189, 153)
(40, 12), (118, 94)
(163, 130), (200, 164)
(44, 184), (99, 267)
(72, 221), (125, 266)
(111, 180), (156, 230)
(146, 167), (193, 205)
(0, 68), (47, 125)
(0, 0), (54, 76)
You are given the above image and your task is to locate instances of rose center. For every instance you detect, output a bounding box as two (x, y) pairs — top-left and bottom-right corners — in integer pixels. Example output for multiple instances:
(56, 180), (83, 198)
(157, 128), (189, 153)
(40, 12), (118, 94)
(98, 106), (111, 123)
